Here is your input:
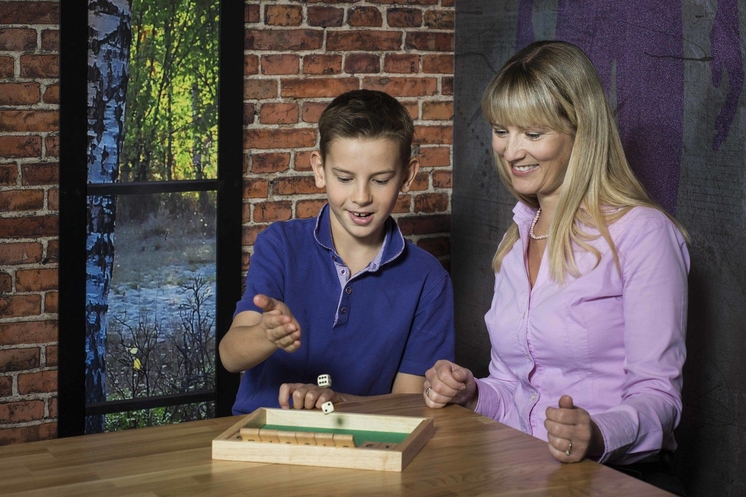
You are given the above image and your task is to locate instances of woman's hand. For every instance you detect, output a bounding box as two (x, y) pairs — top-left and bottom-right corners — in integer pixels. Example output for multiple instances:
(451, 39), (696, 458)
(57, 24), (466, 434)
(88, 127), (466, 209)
(423, 360), (478, 409)
(278, 383), (343, 410)
(545, 395), (605, 463)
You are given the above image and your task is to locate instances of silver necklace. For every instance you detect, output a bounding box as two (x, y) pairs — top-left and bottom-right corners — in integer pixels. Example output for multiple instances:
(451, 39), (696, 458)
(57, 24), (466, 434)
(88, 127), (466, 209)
(530, 208), (548, 240)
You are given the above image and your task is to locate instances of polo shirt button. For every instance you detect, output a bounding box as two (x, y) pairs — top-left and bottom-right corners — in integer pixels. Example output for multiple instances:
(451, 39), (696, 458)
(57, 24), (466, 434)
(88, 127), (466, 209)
(345, 287), (352, 294)
(340, 269), (346, 275)
(340, 307), (347, 314)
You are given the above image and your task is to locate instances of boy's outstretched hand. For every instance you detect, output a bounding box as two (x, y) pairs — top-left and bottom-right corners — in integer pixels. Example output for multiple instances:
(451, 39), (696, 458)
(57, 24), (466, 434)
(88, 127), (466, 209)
(278, 383), (342, 410)
(253, 294), (302, 353)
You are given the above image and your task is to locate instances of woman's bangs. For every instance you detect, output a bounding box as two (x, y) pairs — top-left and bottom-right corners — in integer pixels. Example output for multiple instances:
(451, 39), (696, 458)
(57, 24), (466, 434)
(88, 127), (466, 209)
(485, 74), (567, 131)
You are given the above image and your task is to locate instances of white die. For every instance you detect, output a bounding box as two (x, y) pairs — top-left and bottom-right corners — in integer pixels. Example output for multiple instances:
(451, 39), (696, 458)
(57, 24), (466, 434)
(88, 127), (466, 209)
(321, 401), (334, 414)
(317, 374), (332, 388)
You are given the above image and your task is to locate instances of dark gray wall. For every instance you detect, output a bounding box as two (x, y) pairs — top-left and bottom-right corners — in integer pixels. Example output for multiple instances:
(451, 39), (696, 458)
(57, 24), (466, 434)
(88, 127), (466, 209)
(452, 2), (746, 495)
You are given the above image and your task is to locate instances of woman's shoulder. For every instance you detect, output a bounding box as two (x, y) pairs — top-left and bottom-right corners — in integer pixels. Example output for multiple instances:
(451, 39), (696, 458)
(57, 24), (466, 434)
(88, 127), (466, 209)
(610, 205), (685, 245)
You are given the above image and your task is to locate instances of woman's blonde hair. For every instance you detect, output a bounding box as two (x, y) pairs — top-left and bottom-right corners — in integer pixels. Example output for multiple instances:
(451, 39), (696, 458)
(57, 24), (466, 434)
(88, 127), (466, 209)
(482, 40), (688, 283)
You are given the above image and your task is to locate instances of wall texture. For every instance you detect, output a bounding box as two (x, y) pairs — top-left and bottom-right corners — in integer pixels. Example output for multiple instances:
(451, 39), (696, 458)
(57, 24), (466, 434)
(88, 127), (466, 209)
(452, 1), (745, 496)
(0, 0), (454, 444)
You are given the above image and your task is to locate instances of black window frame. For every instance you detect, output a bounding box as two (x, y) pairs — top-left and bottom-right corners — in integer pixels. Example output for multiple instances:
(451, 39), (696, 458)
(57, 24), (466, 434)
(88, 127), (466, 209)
(58, 1), (242, 437)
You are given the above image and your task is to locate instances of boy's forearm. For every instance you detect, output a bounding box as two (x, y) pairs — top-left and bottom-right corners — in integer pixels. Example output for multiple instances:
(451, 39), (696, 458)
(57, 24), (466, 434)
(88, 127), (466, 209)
(218, 324), (278, 372)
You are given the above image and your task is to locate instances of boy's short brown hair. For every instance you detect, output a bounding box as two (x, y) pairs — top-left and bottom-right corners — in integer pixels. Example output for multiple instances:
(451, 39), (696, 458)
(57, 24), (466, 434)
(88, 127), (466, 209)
(317, 89), (414, 167)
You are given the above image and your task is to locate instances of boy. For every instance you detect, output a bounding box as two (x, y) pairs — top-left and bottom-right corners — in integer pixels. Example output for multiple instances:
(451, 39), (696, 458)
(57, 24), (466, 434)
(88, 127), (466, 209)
(219, 90), (455, 414)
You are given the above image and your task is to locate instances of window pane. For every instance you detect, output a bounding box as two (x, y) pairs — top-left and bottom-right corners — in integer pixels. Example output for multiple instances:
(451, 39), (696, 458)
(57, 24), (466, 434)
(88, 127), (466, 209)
(86, 401), (215, 432)
(85, 191), (216, 434)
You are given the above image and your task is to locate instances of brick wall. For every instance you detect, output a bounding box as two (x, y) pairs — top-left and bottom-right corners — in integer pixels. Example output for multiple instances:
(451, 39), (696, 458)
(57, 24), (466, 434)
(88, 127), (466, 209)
(0, 0), (60, 445)
(0, 0), (454, 445)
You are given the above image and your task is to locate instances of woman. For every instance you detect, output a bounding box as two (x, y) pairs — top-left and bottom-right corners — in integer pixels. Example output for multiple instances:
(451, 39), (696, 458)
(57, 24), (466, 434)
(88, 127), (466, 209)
(424, 41), (689, 472)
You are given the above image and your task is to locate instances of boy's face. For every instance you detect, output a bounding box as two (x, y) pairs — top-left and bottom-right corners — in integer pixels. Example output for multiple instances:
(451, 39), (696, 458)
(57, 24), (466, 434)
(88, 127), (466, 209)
(311, 137), (418, 251)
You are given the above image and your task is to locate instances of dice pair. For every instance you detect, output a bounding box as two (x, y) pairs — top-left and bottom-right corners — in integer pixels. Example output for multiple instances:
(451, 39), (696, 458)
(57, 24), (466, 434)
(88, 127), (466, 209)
(317, 374), (333, 414)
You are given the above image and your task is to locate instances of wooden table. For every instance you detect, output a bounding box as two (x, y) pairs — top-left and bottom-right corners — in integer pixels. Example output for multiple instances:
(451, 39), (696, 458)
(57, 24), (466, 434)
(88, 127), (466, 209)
(0, 394), (672, 496)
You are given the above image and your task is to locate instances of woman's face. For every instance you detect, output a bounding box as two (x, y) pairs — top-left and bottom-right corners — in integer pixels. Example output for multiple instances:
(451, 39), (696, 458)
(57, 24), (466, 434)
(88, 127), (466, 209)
(490, 123), (575, 203)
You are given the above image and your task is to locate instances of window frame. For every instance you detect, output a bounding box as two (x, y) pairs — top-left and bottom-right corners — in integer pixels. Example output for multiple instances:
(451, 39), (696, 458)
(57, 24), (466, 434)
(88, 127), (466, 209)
(58, 1), (242, 437)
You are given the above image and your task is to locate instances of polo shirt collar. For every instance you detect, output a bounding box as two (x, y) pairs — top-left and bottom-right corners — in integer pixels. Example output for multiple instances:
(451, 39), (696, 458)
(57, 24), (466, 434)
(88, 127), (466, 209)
(313, 204), (405, 270)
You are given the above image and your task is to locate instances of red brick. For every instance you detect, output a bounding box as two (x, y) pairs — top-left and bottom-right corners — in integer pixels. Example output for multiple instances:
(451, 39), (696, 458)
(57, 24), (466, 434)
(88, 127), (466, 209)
(423, 54), (454, 74)
(241, 202), (251, 224)
(393, 194), (411, 213)
(45, 291), (58, 313)
(245, 29), (323, 51)
(244, 103), (255, 126)
(48, 397), (57, 418)
(417, 235), (450, 257)
(261, 54), (299, 75)
(0, 215), (58, 238)
(0, 348), (39, 373)
(425, 10), (454, 29)
(418, 146), (451, 167)
(410, 171), (429, 191)
(20, 54), (59, 78)
(265, 5), (303, 26)
(0, 423), (57, 445)
(245, 3), (260, 23)
(43, 83), (59, 104)
(47, 188), (58, 211)
(242, 224), (268, 246)
(296, 199), (327, 219)
(403, 101), (419, 119)
(0, 272), (10, 292)
(387, 8), (422, 27)
(244, 54), (259, 75)
(274, 176), (324, 195)
(0, 136), (42, 158)
(303, 54), (342, 75)
(405, 32), (454, 52)
(384, 54), (420, 73)
(244, 178), (269, 199)
(327, 31), (401, 51)
(414, 192), (449, 213)
(301, 102), (329, 123)
(0, 3), (59, 24)
(18, 370), (57, 395)
(253, 200), (292, 223)
(243, 79), (277, 100)
(251, 152), (291, 173)
(441, 0), (455, 6)
(0, 110), (58, 132)
(363, 77), (437, 97)
(45, 135), (58, 157)
(369, 0), (437, 5)
(0, 242), (43, 265)
(0, 28), (36, 51)
(0, 321), (57, 344)
(242, 251), (250, 273)
(41, 29), (58, 52)
(282, 77), (358, 98)
(414, 125), (452, 145)
(307, 6), (344, 27)
(0, 163), (19, 185)
(0, 56), (14, 78)
(45, 344), (57, 367)
(16, 268), (57, 292)
(0, 294), (42, 317)
(259, 103), (299, 124)
(0, 400), (45, 423)
(244, 128), (316, 149)
(294, 150), (314, 171)
(345, 53), (380, 74)
(46, 239), (58, 263)
(442, 76), (453, 95)
(21, 162), (58, 185)
(397, 213), (450, 236)
(0, 375), (11, 396)
(0, 83), (39, 105)
(422, 101), (453, 120)
(0, 189), (43, 211)
(349, 7), (383, 27)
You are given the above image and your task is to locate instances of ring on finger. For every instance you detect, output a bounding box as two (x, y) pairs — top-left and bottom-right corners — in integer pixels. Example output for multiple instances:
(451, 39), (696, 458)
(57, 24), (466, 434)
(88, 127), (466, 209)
(565, 440), (572, 456)
(425, 386), (432, 398)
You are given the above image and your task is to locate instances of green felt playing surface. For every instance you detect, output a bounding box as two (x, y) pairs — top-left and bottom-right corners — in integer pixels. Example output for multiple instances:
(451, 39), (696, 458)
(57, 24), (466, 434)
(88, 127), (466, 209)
(262, 424), (409, 447)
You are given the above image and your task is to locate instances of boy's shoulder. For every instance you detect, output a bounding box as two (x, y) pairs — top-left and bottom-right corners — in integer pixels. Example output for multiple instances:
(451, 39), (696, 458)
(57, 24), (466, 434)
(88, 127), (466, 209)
(258, 216), (317, 242)
(396, 238), (450, 279)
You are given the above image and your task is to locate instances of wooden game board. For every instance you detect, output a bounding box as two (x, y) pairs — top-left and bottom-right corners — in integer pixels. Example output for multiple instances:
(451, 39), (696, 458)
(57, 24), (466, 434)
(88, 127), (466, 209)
(212, 408), (434, 471)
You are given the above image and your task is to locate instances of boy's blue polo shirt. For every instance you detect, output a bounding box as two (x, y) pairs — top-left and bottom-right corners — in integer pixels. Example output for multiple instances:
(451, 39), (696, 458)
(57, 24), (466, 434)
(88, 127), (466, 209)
(231, 204), (455, 414)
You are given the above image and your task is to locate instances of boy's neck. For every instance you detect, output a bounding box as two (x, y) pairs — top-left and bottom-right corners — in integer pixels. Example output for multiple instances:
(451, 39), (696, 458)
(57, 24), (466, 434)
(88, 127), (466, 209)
(331, 226), (386, 276)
